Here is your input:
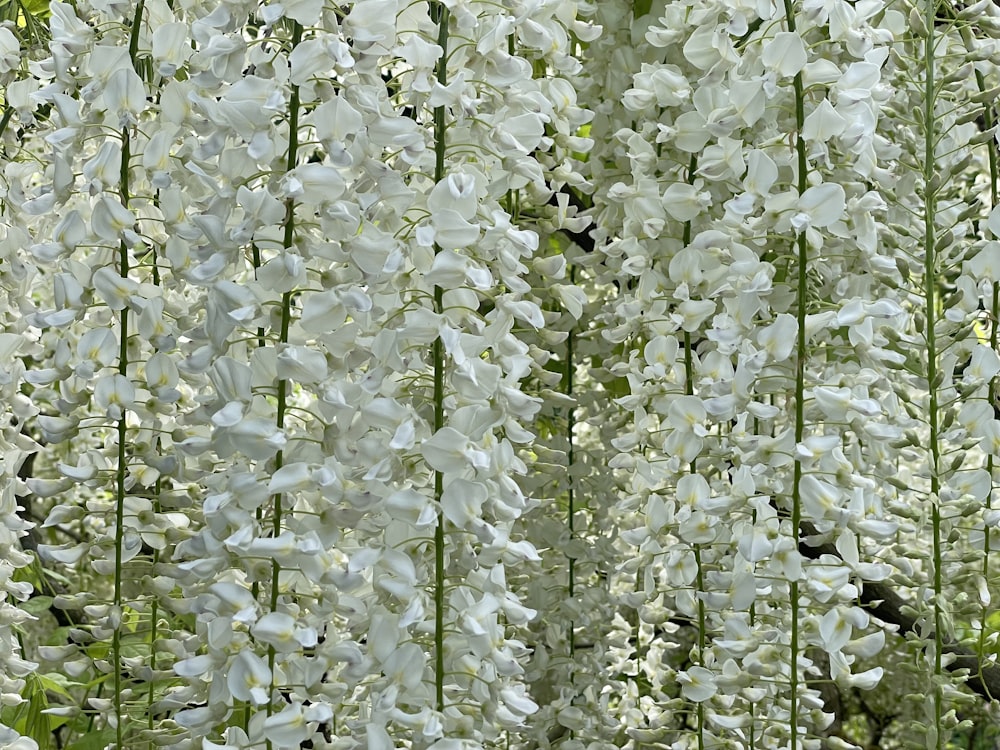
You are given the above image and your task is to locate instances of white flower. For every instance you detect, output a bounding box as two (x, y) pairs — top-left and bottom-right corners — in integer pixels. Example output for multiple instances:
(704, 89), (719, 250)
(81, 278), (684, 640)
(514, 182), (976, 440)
(428, 173), (479, 220)
(427, 210), (481, 250)
(665, 397), (708, 463)
(214, 418), (286, 460)
(846, 631), (885, 659)
(152, 23), (192, 77)
(276, 345), (328, 384)
(819, 607), (866, 653)
(440, 478), (488, 527)
(662, 183), (711, 222)
(677, 666), (717, 702)
(94, 374), (135, 420)
(805, 562), (856, 603)
(82, 140), (121, 192)
(277, 0), (325, 25)
(623, 63), (690, 109)
(421, 427), (490, 473)
(261, 701), (331, 748)
(743, 149), (778, 197)
(91, 196), (138, 244)
(975, 241), (1000, 283)
(145, 352), (179, 393)
(252, 612), (316, 652)
(762, 31), (808, 77)
(0, 27), (20, 75)
(174, 654), (216, 679)
(791, 183), (846, 233)
(123, 496), (189, 549)
(103, 67), (146, 124)
(800, 475), (846, 523)
(966, 344), (1000, 381)
(382, 642), (425, 690)
(91, 266), (137, 310)
(803, 98), (848, 142)
(310, 94), (364, 144)
(284, 165), (346, 204)
(227, 650), (271, 706)
(77, 328), (118, 368)
(757, 314), (797, 362)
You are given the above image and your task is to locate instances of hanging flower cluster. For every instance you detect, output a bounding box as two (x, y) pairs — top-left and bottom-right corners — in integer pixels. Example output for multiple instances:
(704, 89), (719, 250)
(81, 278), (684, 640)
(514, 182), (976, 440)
(569, 0), (1000, 747)
(4, 0), (1000, 749)
(1, 0), (593, 747)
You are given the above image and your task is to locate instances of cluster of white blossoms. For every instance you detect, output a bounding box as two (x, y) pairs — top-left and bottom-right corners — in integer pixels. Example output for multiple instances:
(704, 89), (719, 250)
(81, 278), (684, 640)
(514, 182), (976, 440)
(3, 0), (1000, 748)
(0, 0), (595, 747)
(568, 0), (1000, 747)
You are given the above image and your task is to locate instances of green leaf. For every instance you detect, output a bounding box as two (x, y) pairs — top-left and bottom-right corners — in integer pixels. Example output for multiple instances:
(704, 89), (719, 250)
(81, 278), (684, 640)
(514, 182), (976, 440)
(633, 0), (652, 19)
(987, 609), (1000, 631)
(85, 642), (109, 661)
(65, 730), (116, 750)
(20, 674), (51, 750)
(46, 626), (75, 646)
(21, 0), (49, 14)
(21, 596), (53, 617)
(37, 673), (78, 699)
(44, 712), (71, 733)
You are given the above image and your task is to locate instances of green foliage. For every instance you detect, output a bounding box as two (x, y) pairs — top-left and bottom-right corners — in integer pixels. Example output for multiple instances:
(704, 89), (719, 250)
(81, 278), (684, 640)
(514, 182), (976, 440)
(632, 0), (652, 20)
(2, 673), (76, 750)
(64, 730), (117, 750)
(0, 0), (50, 44)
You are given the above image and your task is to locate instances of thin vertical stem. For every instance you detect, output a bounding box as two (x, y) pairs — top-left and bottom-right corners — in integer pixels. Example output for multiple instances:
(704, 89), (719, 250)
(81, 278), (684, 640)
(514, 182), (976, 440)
(146, 488), (160, 745)
(432, 1), (450, 714)
(922, 3), (944, 746)
(113, 4), (145, 746)
(681, 152), (704, 750)
(252, 244), (267, 349)
(113, 300), (127, 750)
(779, 0), (808, 745)
(565, 275), (576, 659)
(147, 44), (164, 741)
(968, 43), (1000, 664)
(266, 19), (302, 733)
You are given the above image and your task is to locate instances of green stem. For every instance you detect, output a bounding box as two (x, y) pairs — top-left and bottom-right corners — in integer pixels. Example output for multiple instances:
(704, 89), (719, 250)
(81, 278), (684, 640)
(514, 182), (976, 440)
(247, 238), (263, 732)
(778, 0), (807, 744)
(113, 5), (145, 746)
(147, 479), (160, 746)
(147, 60), (164, 743)
(968, 46), (1000, 664)
(566, 312), (575, 658)
(266, 18), (302, 731)
(749, 507), (757, 750)
(682, 152), (702, 750)
(923, 4), (944, 747)
(0, 107), (14, 148)
(432, 1), (450, 715)
(562, 261), (578, 740)
(113, 348), (126, 750)
(684, 340), (705, 750)
(252, 243), (267, 349)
